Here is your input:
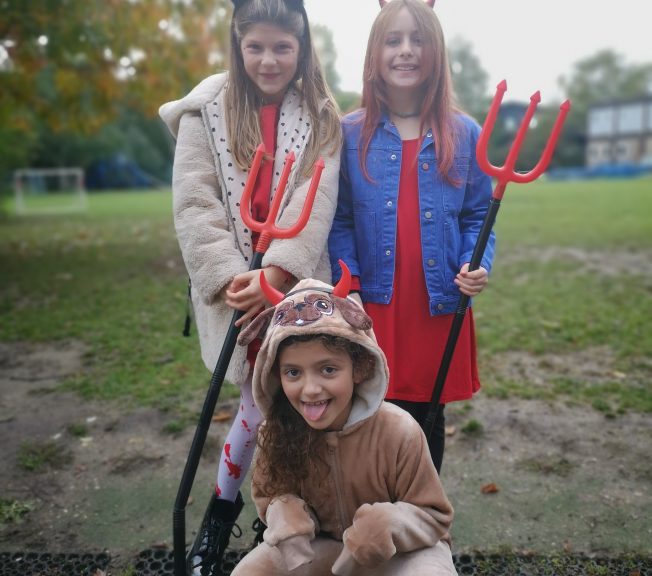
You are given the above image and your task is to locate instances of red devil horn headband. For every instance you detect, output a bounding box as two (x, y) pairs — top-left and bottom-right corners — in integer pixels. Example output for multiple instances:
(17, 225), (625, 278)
(260, 260), (352, 306)
(232, 0), (305, 11)
(379, 0), (435, 7)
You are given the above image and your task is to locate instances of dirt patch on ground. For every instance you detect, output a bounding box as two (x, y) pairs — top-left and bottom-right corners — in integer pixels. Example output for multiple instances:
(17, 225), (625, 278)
(444, 397), (651, 554)
(0, 340), (240, 566)
(497, 246), (652, 278)
(486, 345), (644, 387)
(0, 340), (650, 570)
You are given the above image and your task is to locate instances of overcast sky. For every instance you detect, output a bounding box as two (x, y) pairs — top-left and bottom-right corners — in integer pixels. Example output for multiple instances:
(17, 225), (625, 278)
(304, 0), (650, 103)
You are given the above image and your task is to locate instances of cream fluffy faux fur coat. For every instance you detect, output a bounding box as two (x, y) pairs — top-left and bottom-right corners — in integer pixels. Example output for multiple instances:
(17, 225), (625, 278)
(159, 73), (340, 384)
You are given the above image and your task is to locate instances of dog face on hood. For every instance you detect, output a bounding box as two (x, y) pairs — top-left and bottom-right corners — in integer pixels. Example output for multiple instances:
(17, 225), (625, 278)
(237, 269), (389, 425)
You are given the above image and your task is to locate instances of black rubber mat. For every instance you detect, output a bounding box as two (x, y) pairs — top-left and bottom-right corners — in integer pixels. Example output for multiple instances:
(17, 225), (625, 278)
(0, 551), (111, 576)
(1, 549), (650, 575)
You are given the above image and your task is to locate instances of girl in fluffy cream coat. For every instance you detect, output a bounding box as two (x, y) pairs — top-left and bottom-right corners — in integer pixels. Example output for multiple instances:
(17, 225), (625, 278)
(159, 0), (340, 573)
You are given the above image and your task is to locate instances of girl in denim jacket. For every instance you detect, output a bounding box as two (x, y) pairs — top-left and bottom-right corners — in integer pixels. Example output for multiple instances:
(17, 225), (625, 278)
(328, 0), (495, 472)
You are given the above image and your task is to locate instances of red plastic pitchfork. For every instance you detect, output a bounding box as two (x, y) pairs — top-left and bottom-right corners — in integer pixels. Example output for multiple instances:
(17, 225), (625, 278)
(173, 145), (324, 576)
(423, 81), (571, 437)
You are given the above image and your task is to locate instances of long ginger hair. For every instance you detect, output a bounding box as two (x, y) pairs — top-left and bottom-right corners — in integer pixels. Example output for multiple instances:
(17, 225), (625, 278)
(358, 0), (460, 182)
(255, 334), (376, 501)
(225, 0), (340, 177)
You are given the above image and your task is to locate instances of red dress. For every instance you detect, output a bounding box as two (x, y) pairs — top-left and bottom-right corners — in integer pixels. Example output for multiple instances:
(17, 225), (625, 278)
(247, 104), (280, 367)
(366, 139), (480, 404)
(250, 104), (280, 250)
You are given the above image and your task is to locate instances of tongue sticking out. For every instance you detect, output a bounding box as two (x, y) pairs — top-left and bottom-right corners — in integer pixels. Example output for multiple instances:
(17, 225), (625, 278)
(303, 401), (329, 422)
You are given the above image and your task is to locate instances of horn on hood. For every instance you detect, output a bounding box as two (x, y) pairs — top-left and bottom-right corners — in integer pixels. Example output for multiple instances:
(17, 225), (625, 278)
(260, 270), (285, 305)
(332, 260), (352, 298)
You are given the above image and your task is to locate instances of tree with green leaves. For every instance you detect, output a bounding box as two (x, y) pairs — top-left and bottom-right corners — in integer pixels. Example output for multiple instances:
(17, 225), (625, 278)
(310, 23), (360, 113)
(556, 49), (652, 167)
(560, 49), (652, 112)
(448, 36), (489, 121)
(0, 0), (231, 187)
(312, 23), (340, 93)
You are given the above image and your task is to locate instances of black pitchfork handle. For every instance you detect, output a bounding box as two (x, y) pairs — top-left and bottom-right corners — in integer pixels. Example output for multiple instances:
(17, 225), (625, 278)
(173, 251), (263, 576)
(422, 198), (500, 439)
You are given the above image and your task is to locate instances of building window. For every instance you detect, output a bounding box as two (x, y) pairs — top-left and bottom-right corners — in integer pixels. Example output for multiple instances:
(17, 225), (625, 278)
(617, 104), (644, 134)
(588, 108), (614, 136)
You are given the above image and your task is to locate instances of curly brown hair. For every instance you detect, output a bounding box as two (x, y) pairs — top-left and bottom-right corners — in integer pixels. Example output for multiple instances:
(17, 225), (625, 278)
(255, 334), (376, 501)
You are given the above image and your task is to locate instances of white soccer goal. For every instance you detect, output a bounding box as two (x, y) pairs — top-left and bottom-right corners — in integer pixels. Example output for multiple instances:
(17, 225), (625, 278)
(13, 167), (87, 215)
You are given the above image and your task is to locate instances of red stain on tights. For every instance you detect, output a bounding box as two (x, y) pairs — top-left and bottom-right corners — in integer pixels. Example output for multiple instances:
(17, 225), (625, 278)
(223, 443), (242, 479)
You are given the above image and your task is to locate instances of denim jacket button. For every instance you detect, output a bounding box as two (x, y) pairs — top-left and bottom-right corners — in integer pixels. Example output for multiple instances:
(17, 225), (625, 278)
(427, 258), (436, 266)
(390, 154), (397, 160)
(385, 249), (391, 256)
(422, 162), (430, 170)
(387, 200), (393, 207)
(424, 211), (432, 219)
(437, 303), (444, 310)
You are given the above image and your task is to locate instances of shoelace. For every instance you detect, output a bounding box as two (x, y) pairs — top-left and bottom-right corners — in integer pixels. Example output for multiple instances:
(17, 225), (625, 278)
(251, 518), (265, 546)
(206, 521), (242, 552)
(192, 521), (242, 570)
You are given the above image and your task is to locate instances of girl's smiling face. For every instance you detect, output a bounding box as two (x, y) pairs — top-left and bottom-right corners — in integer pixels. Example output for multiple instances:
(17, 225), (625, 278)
(278, 339), (356, 431)
(240, 22), (300, 103)
(379, 7), (426, 95)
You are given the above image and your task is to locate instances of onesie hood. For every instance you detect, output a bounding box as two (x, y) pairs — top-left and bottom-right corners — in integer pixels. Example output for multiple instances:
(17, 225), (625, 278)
(238, 275), (389, 428)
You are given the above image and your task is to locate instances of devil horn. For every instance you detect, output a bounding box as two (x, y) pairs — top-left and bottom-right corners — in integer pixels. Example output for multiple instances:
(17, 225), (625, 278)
(332, 260), (352, 298)
(379, 0), (434, 8)
(260, 270), (285, 305)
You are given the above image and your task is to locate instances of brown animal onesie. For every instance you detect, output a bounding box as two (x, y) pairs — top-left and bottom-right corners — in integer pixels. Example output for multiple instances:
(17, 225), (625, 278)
(232, 277), (458, 575)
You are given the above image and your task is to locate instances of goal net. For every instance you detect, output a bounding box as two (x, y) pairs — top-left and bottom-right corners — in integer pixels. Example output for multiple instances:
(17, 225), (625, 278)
(13, 167), (87, 215)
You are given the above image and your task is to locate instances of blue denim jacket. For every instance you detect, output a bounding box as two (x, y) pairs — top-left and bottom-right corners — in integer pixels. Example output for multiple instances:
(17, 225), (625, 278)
(328, 109), (496, 316)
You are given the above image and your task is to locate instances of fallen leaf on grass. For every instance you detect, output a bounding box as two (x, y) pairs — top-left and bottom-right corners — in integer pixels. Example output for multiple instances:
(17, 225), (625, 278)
(445, 425), (456, 436)
(481, 482), (499, 494)
(521, 549), (536, 557)
(213, 409), (234, 422)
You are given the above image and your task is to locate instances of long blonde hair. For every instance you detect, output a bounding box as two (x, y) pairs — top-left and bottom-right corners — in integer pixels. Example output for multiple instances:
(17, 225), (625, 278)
(225, 0), (340, 176)
(359, 0), (460, 183)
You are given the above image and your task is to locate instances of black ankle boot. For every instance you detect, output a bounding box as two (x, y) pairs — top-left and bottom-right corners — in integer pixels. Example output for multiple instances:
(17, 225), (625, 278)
(188, 492), (244, 576)
(251, 517), (267, 549)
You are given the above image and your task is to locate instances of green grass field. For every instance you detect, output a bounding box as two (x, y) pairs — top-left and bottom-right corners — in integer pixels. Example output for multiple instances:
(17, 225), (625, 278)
(474, 177), (652, 413)
(1, 177), (651, 419)
(0, 190), (235, 421)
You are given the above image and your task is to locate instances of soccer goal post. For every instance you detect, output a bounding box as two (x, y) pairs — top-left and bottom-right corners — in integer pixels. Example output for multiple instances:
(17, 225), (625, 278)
(13, 167), (87, 215)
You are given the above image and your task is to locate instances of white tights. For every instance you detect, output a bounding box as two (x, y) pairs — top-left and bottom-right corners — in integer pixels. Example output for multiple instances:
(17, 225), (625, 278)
(215, 372), (263, 502)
